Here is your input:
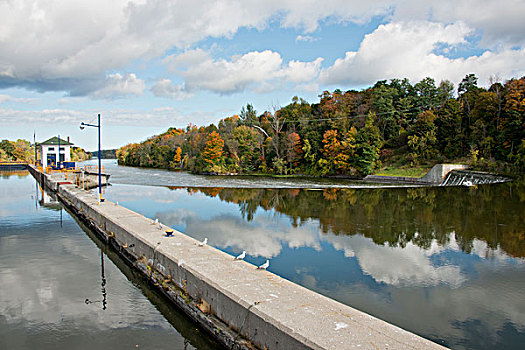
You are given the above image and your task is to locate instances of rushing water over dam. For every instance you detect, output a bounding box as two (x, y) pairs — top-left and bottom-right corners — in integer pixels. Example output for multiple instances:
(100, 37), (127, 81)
(440, 170), (511, 186)
(2, 161), (524, 349)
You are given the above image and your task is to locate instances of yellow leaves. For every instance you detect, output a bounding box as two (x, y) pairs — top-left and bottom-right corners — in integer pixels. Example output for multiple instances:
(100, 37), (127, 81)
(173, 147), (182, 163)
(201, 131), (225, 168)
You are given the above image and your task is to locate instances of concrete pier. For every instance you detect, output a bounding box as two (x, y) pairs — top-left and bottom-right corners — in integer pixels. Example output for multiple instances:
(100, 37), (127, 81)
(28, 165), (446, 350)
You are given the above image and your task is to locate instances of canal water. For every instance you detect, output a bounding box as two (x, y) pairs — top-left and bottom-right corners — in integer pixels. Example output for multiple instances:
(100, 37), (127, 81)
(0, 171), (220, 350)
(2, 161), (525, 349)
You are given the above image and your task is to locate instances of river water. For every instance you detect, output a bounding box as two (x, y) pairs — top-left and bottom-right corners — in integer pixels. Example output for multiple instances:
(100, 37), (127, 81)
(1, 161), (524, 349)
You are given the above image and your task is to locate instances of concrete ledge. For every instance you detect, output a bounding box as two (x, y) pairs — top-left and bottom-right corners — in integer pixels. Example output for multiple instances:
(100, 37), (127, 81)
(364, 164), (469, 185)
(29, 165), (446, 350)
(420, 164), (469, 183)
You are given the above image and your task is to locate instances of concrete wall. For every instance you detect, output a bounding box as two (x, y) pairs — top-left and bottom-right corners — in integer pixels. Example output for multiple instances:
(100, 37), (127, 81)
(420, 164), (469, 183)
(364, 164), (469, 185)
(29, 165), (446, 350)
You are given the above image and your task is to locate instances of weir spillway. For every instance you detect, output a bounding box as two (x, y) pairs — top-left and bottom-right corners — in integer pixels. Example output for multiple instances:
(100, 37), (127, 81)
(440, 170), (510, 186)
(28, 165), (446, 350)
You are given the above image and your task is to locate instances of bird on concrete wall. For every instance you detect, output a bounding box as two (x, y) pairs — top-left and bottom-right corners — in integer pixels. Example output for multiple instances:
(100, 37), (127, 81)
(257, 260), (269, 270)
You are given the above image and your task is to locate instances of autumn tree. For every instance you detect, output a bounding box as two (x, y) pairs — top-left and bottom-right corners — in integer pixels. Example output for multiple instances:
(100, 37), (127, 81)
(200, 131), (225, 173)
(169, 146), (182, 169)
(319, 128), (356, 175)
(0, 139), (15, 160)
(285, 132), (302, 170)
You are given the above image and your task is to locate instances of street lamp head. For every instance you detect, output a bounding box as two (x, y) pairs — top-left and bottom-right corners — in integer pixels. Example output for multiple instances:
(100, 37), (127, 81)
(80, 122), (85, 130)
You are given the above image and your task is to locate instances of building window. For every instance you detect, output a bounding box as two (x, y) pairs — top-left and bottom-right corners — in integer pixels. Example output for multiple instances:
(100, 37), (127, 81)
(59, 147), (65, 151)
(48, 147), (54, 151)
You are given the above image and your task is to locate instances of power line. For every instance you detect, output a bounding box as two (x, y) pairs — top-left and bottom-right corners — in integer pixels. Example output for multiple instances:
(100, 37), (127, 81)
(270, 101), (444, 125)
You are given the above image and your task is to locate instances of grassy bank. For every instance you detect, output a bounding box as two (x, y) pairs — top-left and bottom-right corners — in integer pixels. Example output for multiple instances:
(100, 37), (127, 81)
(374, 166), (432, 178)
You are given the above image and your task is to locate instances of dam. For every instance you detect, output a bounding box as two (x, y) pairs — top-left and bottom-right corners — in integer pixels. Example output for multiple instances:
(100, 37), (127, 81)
(27, 164), (446, 349)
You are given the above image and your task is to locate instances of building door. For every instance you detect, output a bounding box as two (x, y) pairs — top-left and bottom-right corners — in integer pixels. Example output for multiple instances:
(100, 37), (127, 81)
(47, 154), (56, 167)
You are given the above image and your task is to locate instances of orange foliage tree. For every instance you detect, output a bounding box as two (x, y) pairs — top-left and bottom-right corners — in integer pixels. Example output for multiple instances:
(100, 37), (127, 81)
(201, 131), (225, 172)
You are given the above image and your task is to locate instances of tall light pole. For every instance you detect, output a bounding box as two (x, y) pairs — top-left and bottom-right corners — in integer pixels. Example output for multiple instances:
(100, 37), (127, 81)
(80, 114), (103, 202)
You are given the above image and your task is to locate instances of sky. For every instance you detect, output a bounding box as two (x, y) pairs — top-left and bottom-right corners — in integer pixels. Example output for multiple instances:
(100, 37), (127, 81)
(1, 0), (524, 151)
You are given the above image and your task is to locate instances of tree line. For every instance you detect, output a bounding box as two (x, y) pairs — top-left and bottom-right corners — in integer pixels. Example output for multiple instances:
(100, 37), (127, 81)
(0, 139), (91, 163)
(116, 74), (525, 176)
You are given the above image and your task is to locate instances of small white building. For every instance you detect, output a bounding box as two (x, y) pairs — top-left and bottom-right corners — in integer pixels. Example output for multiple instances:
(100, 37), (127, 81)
(39, 136), (73, 169)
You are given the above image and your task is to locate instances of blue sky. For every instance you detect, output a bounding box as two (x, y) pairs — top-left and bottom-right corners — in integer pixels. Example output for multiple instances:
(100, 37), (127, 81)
(0, 0), (524, 150)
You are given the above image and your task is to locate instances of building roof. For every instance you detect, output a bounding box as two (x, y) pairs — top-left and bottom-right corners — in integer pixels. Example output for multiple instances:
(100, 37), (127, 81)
(39, 136), (74, 146)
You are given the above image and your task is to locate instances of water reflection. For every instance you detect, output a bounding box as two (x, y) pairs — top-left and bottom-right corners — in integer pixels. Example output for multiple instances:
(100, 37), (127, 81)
(177, 183), (525, 259)
(84, 251), (108, 310)
(101, 179), (525, 349)
(0, 172), (220, 350)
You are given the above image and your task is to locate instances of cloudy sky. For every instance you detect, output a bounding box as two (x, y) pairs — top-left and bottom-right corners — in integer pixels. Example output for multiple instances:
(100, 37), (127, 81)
(1, 0), (524, 150)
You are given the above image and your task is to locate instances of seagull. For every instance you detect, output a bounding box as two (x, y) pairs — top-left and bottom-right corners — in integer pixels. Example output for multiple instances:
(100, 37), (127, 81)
(235, 251), (246, 260)
(198, 237), (208, 246)
(115, 201), (119, 206)
(152, 218), (158, 225)
(158, 223), (163, 230)
(257, 260), (269, 270)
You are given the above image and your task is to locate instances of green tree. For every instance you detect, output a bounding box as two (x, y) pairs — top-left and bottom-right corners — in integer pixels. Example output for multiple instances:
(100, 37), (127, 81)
(414, 77), (438, 111)
(239, 104), (258, 126)
(407, 111), (438, 164)
(354, 113), (382, 175)
(232, 125), (261, 172)
(371, 85), (398, 140)
(435, 99), (463, 158)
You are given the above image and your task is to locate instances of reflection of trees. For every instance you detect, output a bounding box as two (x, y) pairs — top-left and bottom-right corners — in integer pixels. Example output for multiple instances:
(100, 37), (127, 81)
(1, 170), (30, 179)
(190, 180), (525, 258)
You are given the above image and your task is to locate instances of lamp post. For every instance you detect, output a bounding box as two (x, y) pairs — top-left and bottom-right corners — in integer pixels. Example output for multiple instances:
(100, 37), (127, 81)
(80, 114), (103, 202)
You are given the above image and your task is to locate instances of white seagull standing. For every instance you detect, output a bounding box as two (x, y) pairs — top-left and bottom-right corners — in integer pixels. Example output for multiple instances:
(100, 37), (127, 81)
(235, 251), (246, 260)
(198, 238), (208, 246)
(152, 218), (159, 225)
(257, 260), (269, 270)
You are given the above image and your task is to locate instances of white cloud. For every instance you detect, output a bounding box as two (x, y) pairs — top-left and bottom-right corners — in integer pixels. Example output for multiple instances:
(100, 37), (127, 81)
(0, 0), (523, 97)
(90, 73), (145, 99)
(0, 105), (188, 127)
(391, 0), (525, 48)
(0, 94), (39, 104)
(0, 0), (383, 95)
(320, 21), (525, 87)
(166, 50), (323, 94)
(150, 79), (193, 100)
(163, 48), (211, 71)
(182, 50), (284, 94)
(296, 35), (317, 42)
(284, 58), (324, 83)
